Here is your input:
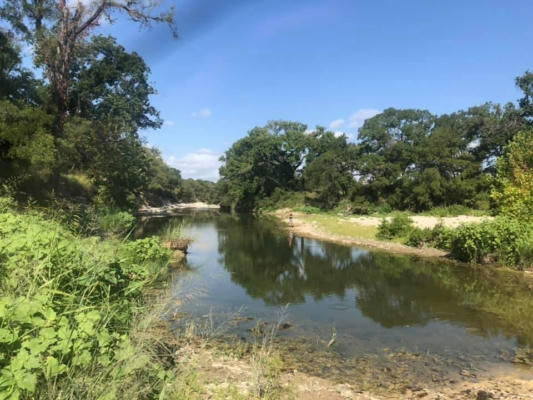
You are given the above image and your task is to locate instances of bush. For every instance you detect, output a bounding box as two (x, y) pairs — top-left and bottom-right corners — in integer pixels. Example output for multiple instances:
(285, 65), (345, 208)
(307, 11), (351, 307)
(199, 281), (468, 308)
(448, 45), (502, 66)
(294, 205), (321, 214)
(449, 218), (533, 267)
(491, 130), (533, 222)
(424, 205), (477, 217)
(0, 196), (16, 213)
(98, 209), (135, 236)
(406, 227), (433, 247)
(377, 214), (413, 240)
(349, 196), (371, 215)
(518, 238), (533, 269)
(405, 224), (453, 249)
(0, 210), (172, 399)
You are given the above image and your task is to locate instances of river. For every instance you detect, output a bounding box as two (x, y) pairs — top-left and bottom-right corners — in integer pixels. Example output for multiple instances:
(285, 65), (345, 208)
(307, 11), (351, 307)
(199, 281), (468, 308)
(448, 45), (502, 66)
(137, 211), (533, 383)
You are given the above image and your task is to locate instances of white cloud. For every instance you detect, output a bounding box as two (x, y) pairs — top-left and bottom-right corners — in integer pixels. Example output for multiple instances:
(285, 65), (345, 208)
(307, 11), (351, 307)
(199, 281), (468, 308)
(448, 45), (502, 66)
(163, 120), (175, 127)
(348, 108), (380, 129)
(191, 108), (212, 118)
(167, 149), (221, 181)
(328, 118), (345, 130)
(333, 131), (355, 141)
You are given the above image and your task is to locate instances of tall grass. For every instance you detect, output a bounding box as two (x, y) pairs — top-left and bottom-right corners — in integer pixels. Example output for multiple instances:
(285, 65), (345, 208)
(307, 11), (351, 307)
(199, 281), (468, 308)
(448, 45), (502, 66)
(0, 201), (175, 399)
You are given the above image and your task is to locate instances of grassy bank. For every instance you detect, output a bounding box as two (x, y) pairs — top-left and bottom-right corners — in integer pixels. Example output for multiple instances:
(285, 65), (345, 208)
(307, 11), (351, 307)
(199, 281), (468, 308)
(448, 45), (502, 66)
(0, 199), (294, 400)
(273, 209), (533, 269)
(0, 198), (181, 399)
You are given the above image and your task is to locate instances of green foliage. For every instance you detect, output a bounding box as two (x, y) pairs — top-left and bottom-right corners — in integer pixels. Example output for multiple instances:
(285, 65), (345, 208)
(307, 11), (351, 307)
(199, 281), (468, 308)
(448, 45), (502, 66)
(405, 224), (453, 249)
(69, 36), (162, 131)
(516, 70), (533, 120)
(449, 218), (533, 268)
(421, 205), (487, 217)
(143, 148), (182, 204)
(377, 214), (413, 240)
(491, 130), (533, 221)
(218, 121), (310, 211)
(0, 196), (16, 213)
(293, 205), (321, 214)
(180, 178), (219, 204)
(0, 100), (56, 178)
(0, 209), (172, 399)
(97, 209), (135, 236)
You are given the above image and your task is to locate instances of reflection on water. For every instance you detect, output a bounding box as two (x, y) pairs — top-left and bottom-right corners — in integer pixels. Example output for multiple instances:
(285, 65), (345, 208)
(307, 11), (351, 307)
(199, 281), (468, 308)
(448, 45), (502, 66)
(137, 212), (533, 362)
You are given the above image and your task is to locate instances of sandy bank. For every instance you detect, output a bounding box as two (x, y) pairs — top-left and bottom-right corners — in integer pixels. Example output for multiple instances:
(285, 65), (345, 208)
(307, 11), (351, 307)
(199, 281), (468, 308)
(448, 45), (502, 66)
(272, 209), (452, 258)
(139, 202), (220, 215)
(347, 215), (493, 229)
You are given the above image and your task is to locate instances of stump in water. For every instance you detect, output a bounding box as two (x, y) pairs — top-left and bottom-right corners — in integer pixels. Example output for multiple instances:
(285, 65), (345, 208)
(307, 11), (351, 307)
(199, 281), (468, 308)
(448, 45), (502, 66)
(169, 250), (185, 268)
(163, 238), (191, 253)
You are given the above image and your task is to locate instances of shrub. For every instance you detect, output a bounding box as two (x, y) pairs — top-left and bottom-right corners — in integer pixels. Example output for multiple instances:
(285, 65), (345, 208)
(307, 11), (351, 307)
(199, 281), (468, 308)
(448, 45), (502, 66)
(350, 196), (371, 215)
(406, 227), (433, 247)
(405, 224), (453, 249)
(98, 209), (135, 236)
(377, 214), (413, 240)
(0, 210), (172, 399)
(0, 196), (16, 213)
(294, 205), (321, 214)
(491, 130), (533, 222)
(518, 237), (533, 269)
(449, 218), (533, 267)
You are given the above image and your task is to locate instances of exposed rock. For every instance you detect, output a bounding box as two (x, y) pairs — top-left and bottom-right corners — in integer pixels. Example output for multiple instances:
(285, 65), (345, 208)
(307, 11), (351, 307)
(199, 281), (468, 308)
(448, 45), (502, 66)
(476, 390), (494, 400)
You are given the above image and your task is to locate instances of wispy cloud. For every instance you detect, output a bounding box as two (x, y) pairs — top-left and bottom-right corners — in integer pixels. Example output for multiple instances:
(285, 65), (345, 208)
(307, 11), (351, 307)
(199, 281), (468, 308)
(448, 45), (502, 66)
(191, 108), (212, 118)
(167, 149), (221, 181)
(329, 118), (345, 130)
(348, 108), (380, 129)
(163, 120), (175, 127)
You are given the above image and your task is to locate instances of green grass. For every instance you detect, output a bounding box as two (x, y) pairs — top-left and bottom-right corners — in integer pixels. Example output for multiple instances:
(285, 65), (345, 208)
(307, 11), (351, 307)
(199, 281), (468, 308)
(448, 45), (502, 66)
(304, 214), (378, 240)
(0, 200), (176, 399)
(418, 205), (490, 217)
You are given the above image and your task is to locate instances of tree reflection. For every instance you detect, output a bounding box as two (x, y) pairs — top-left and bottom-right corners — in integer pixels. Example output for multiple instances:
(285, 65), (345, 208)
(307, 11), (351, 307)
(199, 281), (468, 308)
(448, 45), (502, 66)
(214, 214), (533, 344)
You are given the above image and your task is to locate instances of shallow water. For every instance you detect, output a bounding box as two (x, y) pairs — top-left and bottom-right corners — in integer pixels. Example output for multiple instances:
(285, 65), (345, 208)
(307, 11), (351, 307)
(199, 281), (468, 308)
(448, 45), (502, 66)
(137, 212), (533, 367)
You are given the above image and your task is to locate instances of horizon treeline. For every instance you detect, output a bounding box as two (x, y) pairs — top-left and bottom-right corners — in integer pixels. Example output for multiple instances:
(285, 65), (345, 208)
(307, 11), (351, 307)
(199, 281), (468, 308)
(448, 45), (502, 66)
(217, 72), (533, 213)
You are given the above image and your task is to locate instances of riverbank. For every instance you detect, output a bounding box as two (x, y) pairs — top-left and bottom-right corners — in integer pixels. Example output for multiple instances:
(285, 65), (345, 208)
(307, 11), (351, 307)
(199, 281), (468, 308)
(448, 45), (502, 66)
(271, 209), (453, 258)
(161, 327), (533, 400)
(139, 202), (220, 216)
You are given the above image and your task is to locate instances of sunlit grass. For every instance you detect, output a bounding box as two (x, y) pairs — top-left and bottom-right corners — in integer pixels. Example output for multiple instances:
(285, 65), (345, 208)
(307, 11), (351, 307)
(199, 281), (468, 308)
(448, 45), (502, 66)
(304, 214), (378, 240)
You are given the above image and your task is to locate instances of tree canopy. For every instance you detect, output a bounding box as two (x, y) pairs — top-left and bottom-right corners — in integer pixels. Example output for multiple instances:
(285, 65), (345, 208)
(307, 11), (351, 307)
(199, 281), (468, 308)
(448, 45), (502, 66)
(218, 72), (532, 212)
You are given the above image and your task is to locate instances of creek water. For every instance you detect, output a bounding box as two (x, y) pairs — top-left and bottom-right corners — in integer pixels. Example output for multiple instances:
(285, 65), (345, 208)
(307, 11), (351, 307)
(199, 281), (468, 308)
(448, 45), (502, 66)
(137, 211), (533, 371)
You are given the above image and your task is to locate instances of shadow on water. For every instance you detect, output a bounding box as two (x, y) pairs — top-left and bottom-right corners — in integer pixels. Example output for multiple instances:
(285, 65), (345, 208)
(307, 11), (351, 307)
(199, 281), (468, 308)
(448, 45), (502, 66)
(138, 212), (533, 365)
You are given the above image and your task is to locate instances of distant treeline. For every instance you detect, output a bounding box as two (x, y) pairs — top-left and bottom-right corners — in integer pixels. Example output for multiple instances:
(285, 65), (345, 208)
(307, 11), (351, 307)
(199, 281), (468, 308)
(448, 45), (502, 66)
(217, 72), (533, 215)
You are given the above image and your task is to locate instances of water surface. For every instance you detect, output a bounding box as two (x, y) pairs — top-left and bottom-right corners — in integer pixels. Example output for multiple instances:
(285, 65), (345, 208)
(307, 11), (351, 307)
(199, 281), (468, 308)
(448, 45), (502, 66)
(137, 212), (533, 367)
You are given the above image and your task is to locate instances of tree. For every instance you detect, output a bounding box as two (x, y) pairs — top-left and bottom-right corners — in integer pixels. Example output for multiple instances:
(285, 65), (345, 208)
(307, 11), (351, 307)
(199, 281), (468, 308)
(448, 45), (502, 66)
(0, 31), (55, 181)
(516, 71), (533, 122)
(143, 147), (182, 204)
(68, 35), (162, 132)
(491, 130), (533, 221)
(0, 0), (175, 136)
(356, 108), (435, 205)
(219, 121), (309, 210)
(304, 129), (357, 208)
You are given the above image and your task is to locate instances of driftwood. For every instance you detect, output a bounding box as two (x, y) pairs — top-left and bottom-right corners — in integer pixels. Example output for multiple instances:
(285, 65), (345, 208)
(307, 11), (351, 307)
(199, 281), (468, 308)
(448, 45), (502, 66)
(163, 238), (191, 253)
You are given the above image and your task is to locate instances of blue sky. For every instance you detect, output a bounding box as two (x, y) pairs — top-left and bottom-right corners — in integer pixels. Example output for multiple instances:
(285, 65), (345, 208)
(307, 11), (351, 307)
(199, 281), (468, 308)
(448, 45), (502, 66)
(103, 0), (533, 180)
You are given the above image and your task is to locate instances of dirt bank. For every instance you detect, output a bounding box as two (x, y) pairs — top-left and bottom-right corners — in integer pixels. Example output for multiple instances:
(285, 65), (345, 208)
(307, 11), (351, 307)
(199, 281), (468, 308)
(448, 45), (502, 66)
(172, 338), (533, 399)
(272, 209), (449, 258)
